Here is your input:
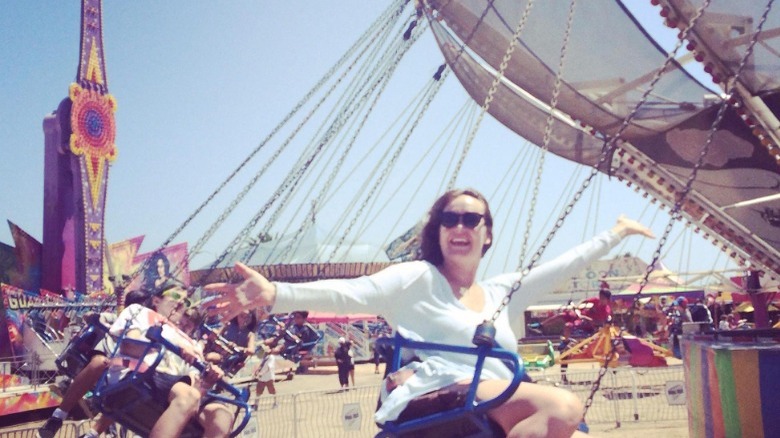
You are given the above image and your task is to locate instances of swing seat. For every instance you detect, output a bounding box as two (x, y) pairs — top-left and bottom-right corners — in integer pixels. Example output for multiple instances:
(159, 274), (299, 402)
(93, 326), (251, 438)
(281, 337), (318, 363)
(55, 313), (110, 379)
(375, 334), (525, 438)
(202, 324), (249, 377)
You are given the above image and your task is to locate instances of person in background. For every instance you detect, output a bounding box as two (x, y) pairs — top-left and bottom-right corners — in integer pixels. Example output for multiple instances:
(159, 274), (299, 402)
(218, 310), (257, 375)
(347, 338), (356, 387)
(706, 293), (722, 326)
(37, 289), (150, 438)
(334, 337), (352, 389)
(286, 310), (321, 374)
(689, 298), (713, 325)
(108, 284), (231, 438)
(667, 297), (692, 358)
(253, 342), (279, 409)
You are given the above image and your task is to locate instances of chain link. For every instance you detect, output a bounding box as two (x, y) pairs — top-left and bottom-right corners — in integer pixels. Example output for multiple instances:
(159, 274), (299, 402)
(328, 76), (447, 262)
(519, 0), (577, 267)
(584, 0), (774, 417)
(446, 0), (535, 190)
(133, 0), (409, 285)
(203, 12), (420, 282)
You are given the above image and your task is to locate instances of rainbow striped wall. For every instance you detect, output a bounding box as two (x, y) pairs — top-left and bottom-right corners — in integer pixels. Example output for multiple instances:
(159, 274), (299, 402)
(683, 338), (780, 437)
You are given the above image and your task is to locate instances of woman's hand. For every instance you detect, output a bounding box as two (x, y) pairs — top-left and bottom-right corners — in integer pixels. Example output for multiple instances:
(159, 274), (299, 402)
(204, 262), (277, 322)
(611, 215), (655, 239)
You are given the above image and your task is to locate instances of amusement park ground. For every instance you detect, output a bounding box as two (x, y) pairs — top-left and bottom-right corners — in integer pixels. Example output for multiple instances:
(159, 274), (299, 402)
(277, 362), (691, 437)
(4, 362), (689, 437)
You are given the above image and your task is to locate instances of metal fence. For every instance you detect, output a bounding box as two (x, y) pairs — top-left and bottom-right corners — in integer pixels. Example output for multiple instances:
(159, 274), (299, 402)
(1, 366), (687, 438)
(1, 354), (60, 393)
(0, 420), (90, 438)
(250, 365), (687, 437)
(250, 385), (381, 438)
(534, 365), (688, 426)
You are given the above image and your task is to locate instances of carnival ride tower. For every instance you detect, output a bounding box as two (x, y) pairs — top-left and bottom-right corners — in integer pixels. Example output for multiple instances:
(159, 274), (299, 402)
(41, 0), (116, 296)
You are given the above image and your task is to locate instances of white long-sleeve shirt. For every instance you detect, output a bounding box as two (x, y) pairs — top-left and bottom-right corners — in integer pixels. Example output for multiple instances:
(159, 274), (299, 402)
(273, 230), (620, 421)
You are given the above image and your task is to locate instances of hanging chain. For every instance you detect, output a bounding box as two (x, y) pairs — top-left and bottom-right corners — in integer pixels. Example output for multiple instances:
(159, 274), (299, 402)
(132, 0), (408, 285)
(488, 0), (715, 324)
(249, 19), (423, 265)
(445, 0), (535, 189)
(328, 74), (448, 263)
(201, 11), (421, 283)
(584, 0), (774, 418)
(518, 0), (577, 267)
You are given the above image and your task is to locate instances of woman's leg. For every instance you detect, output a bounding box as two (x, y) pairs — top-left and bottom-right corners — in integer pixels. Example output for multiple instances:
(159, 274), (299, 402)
(149, 381), (200, 438)
(199, 402), (234, 438)
(478, 380), (585, 438)
(59, 354), (109, 412)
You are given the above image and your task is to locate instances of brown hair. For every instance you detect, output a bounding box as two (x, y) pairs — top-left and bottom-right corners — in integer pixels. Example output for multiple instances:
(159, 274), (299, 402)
(419, 188), (493, 266)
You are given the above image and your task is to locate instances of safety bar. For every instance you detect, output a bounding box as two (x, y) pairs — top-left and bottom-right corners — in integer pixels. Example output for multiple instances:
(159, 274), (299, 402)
(376, 335), (524, 437)
(146, 325), (251, 438)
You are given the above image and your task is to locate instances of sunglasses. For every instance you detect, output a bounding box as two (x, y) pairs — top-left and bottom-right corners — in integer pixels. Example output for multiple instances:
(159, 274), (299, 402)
(439, 211), (484, 229)
(162, 289), (191, 308)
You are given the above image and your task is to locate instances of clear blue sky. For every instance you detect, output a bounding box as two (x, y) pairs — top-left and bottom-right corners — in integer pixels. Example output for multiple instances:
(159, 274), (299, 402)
(0, 2), (737, 283)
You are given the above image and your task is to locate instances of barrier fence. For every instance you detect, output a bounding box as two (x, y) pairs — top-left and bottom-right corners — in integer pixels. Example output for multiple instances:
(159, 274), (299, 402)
(0, 420), (90, 438)
(1, 354), (60, 393)
(249, 365), (687, 437)
(1, 366), (687, 438)
(534, 365), (688, 426)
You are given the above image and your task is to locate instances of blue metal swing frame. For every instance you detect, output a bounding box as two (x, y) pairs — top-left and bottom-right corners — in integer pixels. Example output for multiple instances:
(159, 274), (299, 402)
(54, 313), (110, 380)
(375, 334), (525, 438)
(91, 325), (251, 438)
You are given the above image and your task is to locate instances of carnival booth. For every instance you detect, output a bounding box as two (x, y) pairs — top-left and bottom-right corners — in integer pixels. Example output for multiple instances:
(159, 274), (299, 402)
(682, 326), (780, 437)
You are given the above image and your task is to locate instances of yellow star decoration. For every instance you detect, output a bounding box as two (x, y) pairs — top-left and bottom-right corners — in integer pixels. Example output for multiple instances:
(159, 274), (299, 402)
(69, 82), (118, 207)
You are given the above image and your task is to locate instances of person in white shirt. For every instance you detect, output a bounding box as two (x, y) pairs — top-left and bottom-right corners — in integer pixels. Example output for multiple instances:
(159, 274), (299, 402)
(110, 284), (232, 438)
(253, 343), (279, 408)
(206, 188), (654, 438)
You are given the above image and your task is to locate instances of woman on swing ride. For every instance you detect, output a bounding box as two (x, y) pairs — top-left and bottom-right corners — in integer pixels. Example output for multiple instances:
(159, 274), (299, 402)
(206, 188), (655, 438)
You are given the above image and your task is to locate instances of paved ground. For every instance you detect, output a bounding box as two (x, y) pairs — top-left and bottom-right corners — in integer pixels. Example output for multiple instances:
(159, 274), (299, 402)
(3, 362), (690, 437)
(264, 362), (690, 437)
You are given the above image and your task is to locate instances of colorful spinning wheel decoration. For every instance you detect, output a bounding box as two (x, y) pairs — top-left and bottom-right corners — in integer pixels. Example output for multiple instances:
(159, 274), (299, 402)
(69, 82), (117, 206)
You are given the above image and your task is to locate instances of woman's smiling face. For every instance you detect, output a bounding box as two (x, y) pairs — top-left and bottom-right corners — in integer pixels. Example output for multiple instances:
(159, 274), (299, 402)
(438, 194), (491, 263)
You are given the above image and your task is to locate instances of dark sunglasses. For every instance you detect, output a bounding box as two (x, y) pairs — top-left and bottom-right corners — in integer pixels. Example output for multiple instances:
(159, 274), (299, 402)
(439, 211), (484, 229)
(162, 289), (191, 308)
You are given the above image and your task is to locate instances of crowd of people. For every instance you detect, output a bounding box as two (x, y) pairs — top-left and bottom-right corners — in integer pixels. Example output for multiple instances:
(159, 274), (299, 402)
(617, 292), (756, 340)
(37, 281), (325, 438)
(528, 282), (767, 362)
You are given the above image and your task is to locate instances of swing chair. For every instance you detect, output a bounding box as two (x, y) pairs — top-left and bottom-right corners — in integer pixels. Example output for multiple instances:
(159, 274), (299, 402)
(200, 323), (251, 378)
(91, 324), (251, 438)
(54, 312), (111, 381)
(375, 333), (525, 438)
(371, 4), (597, 435)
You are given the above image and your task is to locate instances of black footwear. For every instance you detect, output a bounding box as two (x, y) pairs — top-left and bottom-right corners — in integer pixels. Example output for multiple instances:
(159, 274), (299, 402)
(37, 417), (63, 438)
